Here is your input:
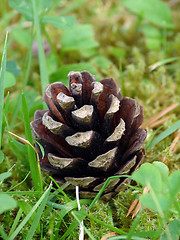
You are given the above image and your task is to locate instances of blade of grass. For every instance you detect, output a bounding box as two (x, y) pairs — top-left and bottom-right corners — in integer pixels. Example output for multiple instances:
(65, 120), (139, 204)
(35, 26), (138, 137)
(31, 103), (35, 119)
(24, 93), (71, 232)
(8, 183), (52, 240)
(2, 92), (9, 137)
(47, 199), (91, 218)
(7, 172), (30, 192)
(87, 212), (127, 235)
(10, 33), (33, 130)
(0, 92), (9, 163)
(22, 93), (43, 192)
(72, 208), (95, 240)
(126, 212), (142, 240)
(59, 208), (87, 240)
(0, 225), (8, 240)
(119, 59), (125, 97)
(88, 175), (130, 211)
(48, 212), (55, 240)
(48, 199), (91, 240)
(25, 184), (52, 240)
(59, 176), (130, 239)
(134, 230), (162, 238)
(106, 237), (146, 240)
(6, 191), (43, 195)
(49, 176), (71, 201)
(0, 32), (8, 148)
(9, 209), (23, 237)
(149, 57), (180, 71)
(31, 0), (49, 97)
(147, 120), (180, 149)
(145, 126), (163, 150)
(18, 200), (40, 233)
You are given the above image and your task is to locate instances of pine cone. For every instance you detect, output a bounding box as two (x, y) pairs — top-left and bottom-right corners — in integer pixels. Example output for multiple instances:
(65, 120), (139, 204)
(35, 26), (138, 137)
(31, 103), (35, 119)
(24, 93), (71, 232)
(31, 71), (147, 200)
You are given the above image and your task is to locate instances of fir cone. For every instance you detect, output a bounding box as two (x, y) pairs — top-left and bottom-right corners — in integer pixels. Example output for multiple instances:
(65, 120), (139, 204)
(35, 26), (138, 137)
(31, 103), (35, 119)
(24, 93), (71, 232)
(31, 71), (147, 200)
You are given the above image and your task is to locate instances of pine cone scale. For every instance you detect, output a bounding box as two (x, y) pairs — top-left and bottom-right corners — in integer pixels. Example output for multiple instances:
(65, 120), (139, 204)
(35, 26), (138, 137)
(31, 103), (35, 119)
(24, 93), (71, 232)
(31, 118), (72, 158)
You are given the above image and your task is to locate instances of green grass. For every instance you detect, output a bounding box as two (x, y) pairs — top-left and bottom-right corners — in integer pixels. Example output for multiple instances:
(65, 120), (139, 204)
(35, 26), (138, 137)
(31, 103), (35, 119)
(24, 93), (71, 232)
(22, 93), (43, 192)
(0, 32), (8, 148)
(31, 0), (49, 96)
(0, 0), (180, 239)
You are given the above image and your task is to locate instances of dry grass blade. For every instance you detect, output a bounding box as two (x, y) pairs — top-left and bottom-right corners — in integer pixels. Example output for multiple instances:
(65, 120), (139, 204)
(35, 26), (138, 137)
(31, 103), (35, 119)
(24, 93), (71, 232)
(170, 129), (180, 153)
(132, 201), (141, 219)
(162, 129), (180, 164)
(5, 129), (42, 166)
(5, 129), (42, 191)
(149, 115), (175, 128)
(100, 232), (119, 240)
(6, 130), (34, 149)
(141, 103), (178, 128)
(126, 198), (139, 218)
(126, 187), (149, 218)
(5, 130), (36, 152)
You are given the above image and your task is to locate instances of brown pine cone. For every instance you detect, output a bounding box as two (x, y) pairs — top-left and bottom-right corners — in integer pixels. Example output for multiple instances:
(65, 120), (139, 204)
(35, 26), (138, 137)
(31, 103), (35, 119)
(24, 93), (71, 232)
(31, 71), (147, 200)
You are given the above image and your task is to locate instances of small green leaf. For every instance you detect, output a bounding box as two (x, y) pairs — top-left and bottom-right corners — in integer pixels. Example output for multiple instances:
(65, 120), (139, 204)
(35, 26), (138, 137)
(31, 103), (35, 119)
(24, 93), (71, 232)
(91, 56), (112, 70)
(141, 24), (162, 49)
(41, 16), (76, 29)
(122, 0), (173, 28)
(61, 24), (99, 51)
(166, 170), (180, 199)
(0, 172), (12, 182)
(6, 61), (21, 77)
(161, 219), (180, 240)
(8, 0), (52, 21)
(8, 0), (33, 21)
(0, 193), (17, 214)
(4, 72), (16, 89)
(0, 151), (4, 164)
(152, 161), (169, 182)
(132, 163), (162, 192)
(140, 193), (170, 212)
(11, 28), (32, 47)
(37, 0), (52, 13)
(108, 46), (126, 59)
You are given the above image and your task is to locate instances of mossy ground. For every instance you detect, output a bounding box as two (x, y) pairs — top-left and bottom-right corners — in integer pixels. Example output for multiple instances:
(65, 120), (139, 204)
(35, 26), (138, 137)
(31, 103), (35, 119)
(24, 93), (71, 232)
(0, 0), (179, 239)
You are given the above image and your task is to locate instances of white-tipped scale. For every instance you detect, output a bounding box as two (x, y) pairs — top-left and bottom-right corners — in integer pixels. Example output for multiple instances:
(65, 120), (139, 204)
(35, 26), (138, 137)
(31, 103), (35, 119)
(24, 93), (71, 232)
(88, 147), (118, 171)
(42, 112), (71, 135)
(48, 153), (74, 169)
(65, 131), (94, 148)
(57, 92), (75, 110)
(106, 118), (125, 142)
(105, 94), (120, 117)
(72, 105), (94, 124)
